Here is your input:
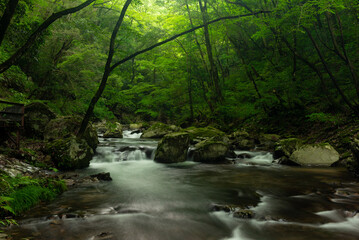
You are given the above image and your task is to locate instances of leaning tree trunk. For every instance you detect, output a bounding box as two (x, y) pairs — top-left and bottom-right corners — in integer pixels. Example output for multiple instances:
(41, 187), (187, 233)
(0, 0), (19, 46)
(77, 11), (268, 137)
(77, 0), (133, 138)
(0, 0), (95, 74)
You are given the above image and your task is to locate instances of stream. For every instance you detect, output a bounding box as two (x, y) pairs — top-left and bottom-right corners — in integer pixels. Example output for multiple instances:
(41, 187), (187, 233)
(6, 131), (359, 240)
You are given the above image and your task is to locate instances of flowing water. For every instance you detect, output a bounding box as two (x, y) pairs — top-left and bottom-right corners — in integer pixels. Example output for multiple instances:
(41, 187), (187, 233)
(6, 131), (359, 240)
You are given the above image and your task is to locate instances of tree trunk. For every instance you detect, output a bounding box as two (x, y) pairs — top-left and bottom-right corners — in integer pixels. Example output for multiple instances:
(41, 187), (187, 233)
(325, 12), (359, 99)
(198, 0), (222, 102)
(0, 0), (19, 47)
(185, 0), (209, 77)
(0, 0), (95, 74)
(77, 0), (133, 138)
(304, 27), (358, 114)
(77, 10), (267, 135)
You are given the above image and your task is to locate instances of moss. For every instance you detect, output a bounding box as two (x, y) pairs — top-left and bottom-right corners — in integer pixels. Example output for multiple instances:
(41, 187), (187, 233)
(0, 174), (66, 217)
(45, 136), (93, 170)
(184, 126), (226, 141)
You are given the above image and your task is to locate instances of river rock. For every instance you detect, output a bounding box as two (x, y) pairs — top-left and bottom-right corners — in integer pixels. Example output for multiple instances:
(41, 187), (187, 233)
(45, 135), (93, 170)
(103, 122), (123, 138)
(154, 132), (190, 163)
(24, 102), (56, 139)
(273, 138), (303, 160)
(289, 143), (340, 166)
(229, 130), (256, 150)
(0, 154), (40, 177)
(257, 134), (281, 151)
(184, 126), (229, 144)
(129, 123), (143, 130)
(44, 116), (98, 151)
(193, 138), (230, 163)
(93, 120), (108, 134)
(91, 172), (112, 181)
(233, 209), (254, 219)
(141, 122), (181, 138)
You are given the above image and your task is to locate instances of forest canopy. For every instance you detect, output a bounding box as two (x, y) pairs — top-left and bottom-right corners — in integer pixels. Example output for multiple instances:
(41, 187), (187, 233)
(1, 0), (359, 131)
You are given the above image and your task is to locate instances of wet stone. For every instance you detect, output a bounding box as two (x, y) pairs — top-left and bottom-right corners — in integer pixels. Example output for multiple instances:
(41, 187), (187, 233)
(94, 232), (114, 240)
(233, 209), (254, 219)
(91, 172), (112, 181)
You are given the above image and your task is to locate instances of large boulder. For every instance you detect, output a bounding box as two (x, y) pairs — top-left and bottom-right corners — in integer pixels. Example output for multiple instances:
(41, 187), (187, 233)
(141, 122), (181, 138)
(289, 143), (340, 167)
(45, 136), (93, 170)
(103, 122), (123, 138)
(44, 116), (98, 151)
(24, 102), (56, 139)
(154, 132), (190, 163)
(193, 139), (230, 163)
(273, 138), (303, 160)
(184, 126), (229, 144)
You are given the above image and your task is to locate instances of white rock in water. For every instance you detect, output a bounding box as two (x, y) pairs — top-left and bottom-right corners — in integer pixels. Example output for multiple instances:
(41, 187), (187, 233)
(290, 144), (339, 167)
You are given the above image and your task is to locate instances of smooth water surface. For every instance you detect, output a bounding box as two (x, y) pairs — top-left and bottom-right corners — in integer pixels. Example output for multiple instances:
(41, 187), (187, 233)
(6, 130), (359, 240)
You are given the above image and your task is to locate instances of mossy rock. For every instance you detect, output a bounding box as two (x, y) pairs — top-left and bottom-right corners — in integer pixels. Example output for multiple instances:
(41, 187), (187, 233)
(193, 138), (229, 163)
(103, 122), (123, 138)
(141, 122), (181, 138)
(184, 126), (228, 143)
(154, 132), (190, 163)
(44, 116), (98, 151)
(24, 102), (56, 139)
(273, 138), (303, 159)
(229, 130), (255, 150)
(45, 135), (93, 170)
(258, 134), (281, 151)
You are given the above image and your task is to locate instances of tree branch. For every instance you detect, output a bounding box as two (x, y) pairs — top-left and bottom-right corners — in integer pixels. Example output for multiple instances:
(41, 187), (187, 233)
(0, 0), (95, 74)
(110, 11), (270, 72)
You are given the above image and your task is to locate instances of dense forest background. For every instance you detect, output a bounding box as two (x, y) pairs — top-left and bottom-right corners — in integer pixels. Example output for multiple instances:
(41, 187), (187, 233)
(1, 0), (359, 132)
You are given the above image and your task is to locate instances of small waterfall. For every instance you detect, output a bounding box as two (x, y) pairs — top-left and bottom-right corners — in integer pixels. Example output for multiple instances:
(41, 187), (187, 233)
(127, 149), (147, 160)
(123, 130), (142, 138)
(92, 129), (157, 163)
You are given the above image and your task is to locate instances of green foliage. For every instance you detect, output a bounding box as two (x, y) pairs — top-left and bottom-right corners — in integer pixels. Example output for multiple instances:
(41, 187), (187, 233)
(1, 0), (359, 129)
(0, 174), (67, 218)
(306, 112), (342, 124)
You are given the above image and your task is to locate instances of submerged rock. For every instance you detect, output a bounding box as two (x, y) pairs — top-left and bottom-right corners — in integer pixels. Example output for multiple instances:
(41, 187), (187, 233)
(154, 132), (190, 163)
(45, 136), (93, 170)
(24, 102), (56, 139)
(193, 138), (230, 163)
(142, 122), (181, 138)
(289, 143), (340, 166)
(233, 209), (254, 219)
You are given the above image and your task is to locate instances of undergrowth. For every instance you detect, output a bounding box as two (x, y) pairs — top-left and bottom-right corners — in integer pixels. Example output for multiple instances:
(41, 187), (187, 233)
(0, 174), (66, 226)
